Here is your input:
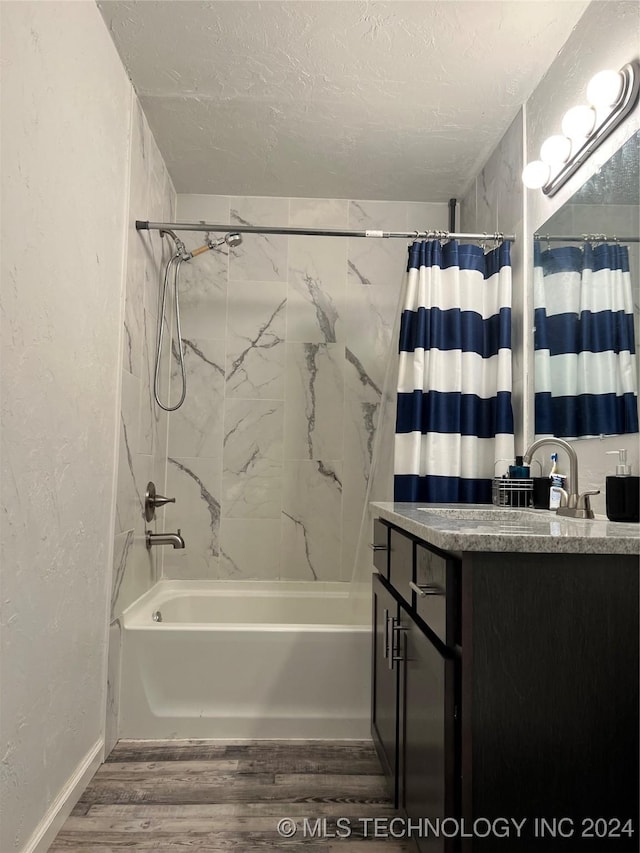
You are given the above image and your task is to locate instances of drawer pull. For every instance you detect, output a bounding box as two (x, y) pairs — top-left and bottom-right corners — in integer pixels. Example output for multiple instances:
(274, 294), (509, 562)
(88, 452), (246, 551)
(369, 543), (388, 551)
(410, 580), (445, 597)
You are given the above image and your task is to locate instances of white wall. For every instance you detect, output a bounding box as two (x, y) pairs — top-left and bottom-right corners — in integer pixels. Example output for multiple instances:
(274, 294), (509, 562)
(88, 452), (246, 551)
(1, 2), (141, 850)
(524, 0), (640, 513)
(525, 1), (640, 231)
(462, 0), (640, 514)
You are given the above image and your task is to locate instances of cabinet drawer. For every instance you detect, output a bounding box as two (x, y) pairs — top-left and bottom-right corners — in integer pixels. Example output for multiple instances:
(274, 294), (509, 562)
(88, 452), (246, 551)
(415, 543), (452, 645)
(371, 519), (389, 573)
(389, 529), (414, 605)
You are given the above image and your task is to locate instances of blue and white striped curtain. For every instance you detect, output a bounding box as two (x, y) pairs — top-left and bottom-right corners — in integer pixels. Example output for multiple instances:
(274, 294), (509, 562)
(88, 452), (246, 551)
(534, 242), (638, 439)
(394, 240), (514, 503)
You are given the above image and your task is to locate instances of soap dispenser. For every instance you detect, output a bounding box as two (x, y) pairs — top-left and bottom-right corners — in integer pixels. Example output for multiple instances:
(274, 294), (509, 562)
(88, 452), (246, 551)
(605, 450), (639, 523)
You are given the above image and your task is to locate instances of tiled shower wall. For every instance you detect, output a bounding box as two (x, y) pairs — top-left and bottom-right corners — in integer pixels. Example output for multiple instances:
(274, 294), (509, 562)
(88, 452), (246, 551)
(111, 99), (176, 618)
(163, 195), (449, 582)
(106, 98), (176, 753)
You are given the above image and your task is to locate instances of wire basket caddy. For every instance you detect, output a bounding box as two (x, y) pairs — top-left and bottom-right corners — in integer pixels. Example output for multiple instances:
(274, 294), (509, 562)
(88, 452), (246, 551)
(492, 477), (534, 508)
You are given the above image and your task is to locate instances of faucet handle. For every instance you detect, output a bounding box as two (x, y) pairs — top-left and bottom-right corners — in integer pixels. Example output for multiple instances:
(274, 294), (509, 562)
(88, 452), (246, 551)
(153, 494), (176, 508)
(145, 481), (176, 522)
(577, 490), (600, 511)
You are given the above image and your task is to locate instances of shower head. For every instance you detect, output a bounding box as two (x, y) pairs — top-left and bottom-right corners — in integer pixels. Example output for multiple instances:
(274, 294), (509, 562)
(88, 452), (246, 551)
(204, 231), (243, 251)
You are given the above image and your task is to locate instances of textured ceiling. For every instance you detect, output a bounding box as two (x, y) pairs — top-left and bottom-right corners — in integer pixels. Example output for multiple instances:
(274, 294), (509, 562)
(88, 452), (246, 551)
(97, 0), (590, 201)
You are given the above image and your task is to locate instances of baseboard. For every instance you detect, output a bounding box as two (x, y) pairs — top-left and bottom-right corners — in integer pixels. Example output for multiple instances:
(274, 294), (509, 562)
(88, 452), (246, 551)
(22, 738), (103, 853)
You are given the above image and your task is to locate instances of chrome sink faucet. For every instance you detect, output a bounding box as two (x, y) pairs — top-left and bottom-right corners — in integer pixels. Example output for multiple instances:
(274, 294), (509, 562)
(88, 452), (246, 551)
(522, 437), (599, 519)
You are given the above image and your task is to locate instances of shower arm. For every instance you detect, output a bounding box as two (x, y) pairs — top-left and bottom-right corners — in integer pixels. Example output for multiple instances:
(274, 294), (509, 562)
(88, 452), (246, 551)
(160, 229), (191, 260)
(159, 228), (242, 260)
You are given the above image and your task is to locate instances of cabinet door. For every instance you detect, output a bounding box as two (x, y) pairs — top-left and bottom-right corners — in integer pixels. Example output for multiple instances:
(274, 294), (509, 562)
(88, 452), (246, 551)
(400, 611), (457, 853)
(371, 573), (400, 805)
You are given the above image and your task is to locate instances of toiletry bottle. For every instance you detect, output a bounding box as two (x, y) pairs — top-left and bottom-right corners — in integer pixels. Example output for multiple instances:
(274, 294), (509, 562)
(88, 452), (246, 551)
(549, 485), (563, 510)
(508, 455), (530, 478)
(548, 453), (567, 510)
(605, 450), (639, 523)
(507, 456), (530, 507)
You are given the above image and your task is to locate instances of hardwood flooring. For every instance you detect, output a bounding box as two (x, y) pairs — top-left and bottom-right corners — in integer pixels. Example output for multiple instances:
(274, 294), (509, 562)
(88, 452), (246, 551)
(50, 740), (413, 851)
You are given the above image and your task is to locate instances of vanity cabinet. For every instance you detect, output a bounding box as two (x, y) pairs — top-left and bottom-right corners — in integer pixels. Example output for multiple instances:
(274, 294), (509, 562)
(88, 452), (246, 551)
(371, 531), (460, 852)
(372, 516), (639, 851)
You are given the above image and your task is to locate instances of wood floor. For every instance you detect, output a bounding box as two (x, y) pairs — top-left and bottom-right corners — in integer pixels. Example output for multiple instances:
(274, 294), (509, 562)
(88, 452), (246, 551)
(50, 740), (413, 851)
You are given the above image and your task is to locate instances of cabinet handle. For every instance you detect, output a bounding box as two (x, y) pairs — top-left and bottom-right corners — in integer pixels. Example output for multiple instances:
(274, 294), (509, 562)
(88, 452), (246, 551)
(388, 616), (396, 670)
(383, 609), (390, 659)
(369, 543), (388, 551)
(410, 580), (445, 597)
(389, 620), (408, 669)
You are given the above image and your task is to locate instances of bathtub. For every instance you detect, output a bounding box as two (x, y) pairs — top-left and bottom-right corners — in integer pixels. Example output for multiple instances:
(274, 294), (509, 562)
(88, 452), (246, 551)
(119, 580), (372, 739)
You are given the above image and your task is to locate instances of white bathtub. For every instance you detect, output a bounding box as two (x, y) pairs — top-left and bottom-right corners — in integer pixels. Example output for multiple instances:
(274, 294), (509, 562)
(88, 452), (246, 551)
(119, 580), (372, 739)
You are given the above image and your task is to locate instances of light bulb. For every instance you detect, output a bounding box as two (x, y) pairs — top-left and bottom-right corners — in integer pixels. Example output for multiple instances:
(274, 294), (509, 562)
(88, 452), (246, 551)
(561, 105), (597, 140)
(540, 135), (572, 165)
(587, 70), (624, 108)
(522, 160), (550, 189)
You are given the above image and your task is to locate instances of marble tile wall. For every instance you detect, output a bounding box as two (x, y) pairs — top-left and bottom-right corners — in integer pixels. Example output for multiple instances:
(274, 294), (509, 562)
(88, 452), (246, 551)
(163, 195), (449, 582)
(106, 97), (176, 754)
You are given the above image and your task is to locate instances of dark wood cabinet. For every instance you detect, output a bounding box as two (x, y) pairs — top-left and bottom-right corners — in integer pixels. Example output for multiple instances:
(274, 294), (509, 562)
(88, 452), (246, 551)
(372, 517), (639, 851)
(400, 608), (458, 853)
(371, 572), (401, 802)
(372, 539), (460, 847)
(461, 551), (639, 851)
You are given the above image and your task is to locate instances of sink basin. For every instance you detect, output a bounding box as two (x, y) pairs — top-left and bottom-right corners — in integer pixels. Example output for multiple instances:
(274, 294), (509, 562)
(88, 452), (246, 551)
(416, 507), (549, 523)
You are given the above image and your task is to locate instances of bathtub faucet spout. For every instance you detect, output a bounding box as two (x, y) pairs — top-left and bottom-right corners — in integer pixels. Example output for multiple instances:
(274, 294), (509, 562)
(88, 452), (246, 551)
(146, 529), (186, 549)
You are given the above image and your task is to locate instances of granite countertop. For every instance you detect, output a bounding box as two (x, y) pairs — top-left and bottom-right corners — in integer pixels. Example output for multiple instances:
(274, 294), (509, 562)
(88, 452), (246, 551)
(370, 502), (640, 555)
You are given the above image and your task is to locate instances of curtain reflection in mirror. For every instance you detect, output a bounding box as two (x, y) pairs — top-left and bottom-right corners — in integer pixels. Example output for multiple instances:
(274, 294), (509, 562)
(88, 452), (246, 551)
(534, 240), (638, 439)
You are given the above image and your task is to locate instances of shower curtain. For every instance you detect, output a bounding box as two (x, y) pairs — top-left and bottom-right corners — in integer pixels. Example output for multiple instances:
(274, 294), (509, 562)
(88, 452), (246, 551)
(394, 240), (514, 503)
(534, 241), (638, 439)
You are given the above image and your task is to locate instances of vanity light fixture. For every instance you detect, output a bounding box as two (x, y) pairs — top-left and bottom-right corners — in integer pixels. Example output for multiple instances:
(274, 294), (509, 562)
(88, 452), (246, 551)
(586, 69), (625, 108)
(560, 105), (596, 141)
(540, 134), (572, 165)
(522, 60), (640, 196)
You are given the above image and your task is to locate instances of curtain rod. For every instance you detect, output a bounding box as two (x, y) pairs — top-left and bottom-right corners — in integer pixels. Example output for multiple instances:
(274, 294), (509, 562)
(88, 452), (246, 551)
(136, 220), (515, 243)
(534, 233), (640, 243)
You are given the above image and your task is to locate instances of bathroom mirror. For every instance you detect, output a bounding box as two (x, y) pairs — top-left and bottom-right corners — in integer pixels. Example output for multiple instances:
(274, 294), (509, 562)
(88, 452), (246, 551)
(533, 131), (639, 440)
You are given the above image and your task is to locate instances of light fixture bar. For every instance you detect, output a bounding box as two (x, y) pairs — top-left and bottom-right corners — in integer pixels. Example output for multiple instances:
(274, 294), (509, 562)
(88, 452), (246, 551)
(542, 61), (640, 197)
